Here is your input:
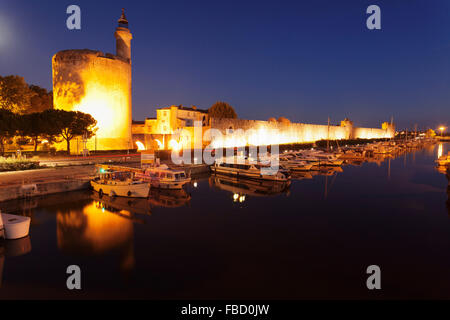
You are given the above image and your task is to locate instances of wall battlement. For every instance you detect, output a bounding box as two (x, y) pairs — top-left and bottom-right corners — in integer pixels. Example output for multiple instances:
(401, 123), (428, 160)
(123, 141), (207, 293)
(209, 118), (395, 147)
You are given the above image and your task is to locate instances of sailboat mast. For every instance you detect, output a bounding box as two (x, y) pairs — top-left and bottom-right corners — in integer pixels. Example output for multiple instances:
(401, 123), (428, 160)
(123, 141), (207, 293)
(327, 117), (330, 152)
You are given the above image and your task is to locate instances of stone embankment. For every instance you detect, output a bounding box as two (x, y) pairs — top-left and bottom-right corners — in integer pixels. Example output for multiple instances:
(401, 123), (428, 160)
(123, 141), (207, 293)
(0, 166), (96, 202)
(0, 161), (210, 202)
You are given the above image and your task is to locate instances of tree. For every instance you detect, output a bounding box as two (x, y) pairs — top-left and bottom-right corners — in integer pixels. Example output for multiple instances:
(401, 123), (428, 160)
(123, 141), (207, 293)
(19, 113), (46, 152)
(208, 101), (237, 119)
(277, 117), (291, 125)
(51, 110), (97, 154)
(268, 117), (277, 122)
(0, 109), (17, 155)
(0, 75), (34, 113)
(28, 85), (53, 113)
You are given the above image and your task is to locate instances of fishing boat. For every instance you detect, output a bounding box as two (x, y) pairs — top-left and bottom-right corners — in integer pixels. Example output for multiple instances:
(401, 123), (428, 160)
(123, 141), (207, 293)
(91, 168), (150, 198)
(138, 164), (191, 189)
(0, 211), (31, 240)
(211, 159), (291, 182)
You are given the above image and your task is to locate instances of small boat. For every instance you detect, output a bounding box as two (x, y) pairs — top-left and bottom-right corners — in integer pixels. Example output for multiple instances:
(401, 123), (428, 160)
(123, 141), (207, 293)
(292, 151), (344, 167)
(0, 211), (31, 240)
(91, 168), (150, 198)
(437, 152), (450, 166)
(211, 159), (291, 182)
(137, 164), (191, 190)
(278, 155), (314, 171)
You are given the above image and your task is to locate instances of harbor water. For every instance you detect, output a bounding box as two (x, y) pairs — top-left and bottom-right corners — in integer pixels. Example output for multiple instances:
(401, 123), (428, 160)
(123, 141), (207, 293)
(0, 143), (449, 299)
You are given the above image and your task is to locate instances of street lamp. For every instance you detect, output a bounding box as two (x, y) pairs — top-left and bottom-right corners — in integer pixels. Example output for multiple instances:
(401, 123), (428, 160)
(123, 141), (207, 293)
(439, 126), (446, 136)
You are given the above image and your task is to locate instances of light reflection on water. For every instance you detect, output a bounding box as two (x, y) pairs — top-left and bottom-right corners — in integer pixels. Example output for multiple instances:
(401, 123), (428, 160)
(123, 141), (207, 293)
(0, 143), (449, 299)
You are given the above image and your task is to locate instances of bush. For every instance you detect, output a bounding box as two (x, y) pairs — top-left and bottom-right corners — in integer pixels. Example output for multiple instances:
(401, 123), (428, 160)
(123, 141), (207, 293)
(0, 157), (41, 172)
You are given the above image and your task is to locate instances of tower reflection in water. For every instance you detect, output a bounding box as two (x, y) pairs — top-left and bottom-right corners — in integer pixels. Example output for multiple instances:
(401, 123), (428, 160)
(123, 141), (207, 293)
(0, 236), (32, 288)
(56, 201), (135, 274)
(55, 188), (192, 278)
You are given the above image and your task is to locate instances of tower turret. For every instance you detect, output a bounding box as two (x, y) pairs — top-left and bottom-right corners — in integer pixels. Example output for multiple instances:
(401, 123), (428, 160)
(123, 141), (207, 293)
(114, 8), (133, 62)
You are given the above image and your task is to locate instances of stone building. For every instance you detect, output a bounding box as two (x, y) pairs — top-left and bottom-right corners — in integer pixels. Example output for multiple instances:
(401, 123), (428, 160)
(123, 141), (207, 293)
(132, 105), (210, 150)
(52, 9), (133, 151)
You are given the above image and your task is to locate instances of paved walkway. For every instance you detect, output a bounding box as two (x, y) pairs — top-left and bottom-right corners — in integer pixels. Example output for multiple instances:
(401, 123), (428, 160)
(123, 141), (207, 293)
(0, 166), (96, 187)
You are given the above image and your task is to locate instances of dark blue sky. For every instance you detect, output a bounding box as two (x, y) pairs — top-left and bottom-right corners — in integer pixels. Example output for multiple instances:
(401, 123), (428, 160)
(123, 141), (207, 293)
(1, 0), (449, 129)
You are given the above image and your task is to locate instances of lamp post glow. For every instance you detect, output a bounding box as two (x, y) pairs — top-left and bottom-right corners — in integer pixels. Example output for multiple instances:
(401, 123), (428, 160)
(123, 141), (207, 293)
(439, 126), (446, 136)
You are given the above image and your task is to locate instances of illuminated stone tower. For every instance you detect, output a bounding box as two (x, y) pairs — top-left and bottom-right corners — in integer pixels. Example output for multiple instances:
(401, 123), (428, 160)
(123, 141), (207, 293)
(52, 10), (133, 151)
(115, 9), (133, 62)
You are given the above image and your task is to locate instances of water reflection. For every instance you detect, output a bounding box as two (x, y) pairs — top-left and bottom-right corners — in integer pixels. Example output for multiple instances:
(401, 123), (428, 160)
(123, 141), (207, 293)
(0, 245), (4, 288)
(209, 174), (291, 200)
(0, 236), (32, 288)
(93, 193), (151, 216)
(446, 168), (450, 217)
(57, 202), (135, 273)
(148, 188), (191, 208)
(2, 142), (450, 299)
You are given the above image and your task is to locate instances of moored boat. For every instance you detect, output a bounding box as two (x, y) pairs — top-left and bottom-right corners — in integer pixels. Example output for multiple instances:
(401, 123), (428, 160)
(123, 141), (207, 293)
(211, 159), (291, 182)
(91, 168), (150, 198)
(0, 211), (31, 240)
(278, 154), (314, 171)
(137, 164), (191, 189)
(436, 152), (450, 166)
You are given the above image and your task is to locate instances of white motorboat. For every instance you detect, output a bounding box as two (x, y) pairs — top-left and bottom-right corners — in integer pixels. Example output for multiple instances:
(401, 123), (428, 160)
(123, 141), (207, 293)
(91, 168), (150, 198)
(292, 151), (344, 167)
(211, 159), (291, 182)
(278, 155), (314, 171)
(137, 164), (191, 190)
(0, 211), (31, 240)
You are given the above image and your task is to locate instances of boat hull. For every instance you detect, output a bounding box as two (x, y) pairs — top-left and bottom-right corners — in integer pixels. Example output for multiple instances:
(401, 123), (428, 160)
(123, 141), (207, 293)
(91, 180), (150, 198)
(1, 213), (31, 240)
(211, 165), (289, 182)
(150, 179), (190, 190)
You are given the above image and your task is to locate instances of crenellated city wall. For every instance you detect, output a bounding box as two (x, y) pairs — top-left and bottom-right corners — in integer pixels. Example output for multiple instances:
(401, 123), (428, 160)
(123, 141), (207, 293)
(209, 118), (394, 148)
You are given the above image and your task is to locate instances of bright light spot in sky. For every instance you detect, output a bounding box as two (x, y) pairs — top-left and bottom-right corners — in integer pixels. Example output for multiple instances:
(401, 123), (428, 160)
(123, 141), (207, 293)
(0, 13), (12, 52)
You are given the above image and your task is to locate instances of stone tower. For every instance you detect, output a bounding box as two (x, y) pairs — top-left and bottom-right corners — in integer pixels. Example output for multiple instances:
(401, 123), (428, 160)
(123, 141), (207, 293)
(115, 9), (133, 62)
(52, 10), (133, 152)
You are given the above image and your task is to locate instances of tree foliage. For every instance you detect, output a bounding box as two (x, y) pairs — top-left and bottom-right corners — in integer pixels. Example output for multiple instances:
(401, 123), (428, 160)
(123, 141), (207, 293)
(277, 117), (291, 125)
(0, 75), (33, 113)
(29, 85), (53, 113)
(0, 109), (17, 155)
(51, 110), (97, 153)
(0, 109), (97, 155)
(208, 101), (237, 119)
(0, 75), (53, 114)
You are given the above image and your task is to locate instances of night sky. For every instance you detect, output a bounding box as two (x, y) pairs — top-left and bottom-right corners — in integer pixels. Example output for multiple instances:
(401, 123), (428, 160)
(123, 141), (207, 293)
(1, 0), (449, 129)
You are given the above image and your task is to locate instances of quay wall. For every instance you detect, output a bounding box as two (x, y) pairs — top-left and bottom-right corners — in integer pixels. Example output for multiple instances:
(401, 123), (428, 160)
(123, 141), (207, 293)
(0, 179), (90, 202)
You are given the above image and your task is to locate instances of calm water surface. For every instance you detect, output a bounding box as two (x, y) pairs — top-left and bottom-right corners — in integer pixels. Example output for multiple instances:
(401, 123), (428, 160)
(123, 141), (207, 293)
(1, 143), (449, 299)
